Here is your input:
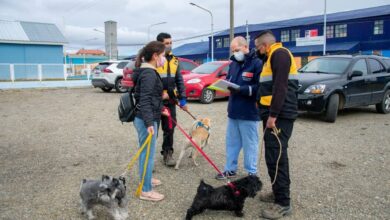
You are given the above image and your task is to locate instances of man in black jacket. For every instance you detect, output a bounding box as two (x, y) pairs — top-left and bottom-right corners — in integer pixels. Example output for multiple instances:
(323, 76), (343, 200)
(255, 30), (299, 219)
(156, 33), (188, 167)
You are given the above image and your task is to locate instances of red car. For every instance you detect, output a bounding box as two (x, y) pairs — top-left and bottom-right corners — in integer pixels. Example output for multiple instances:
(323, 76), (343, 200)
(184, 61), (231, 104)
(122, 58), (199, 89)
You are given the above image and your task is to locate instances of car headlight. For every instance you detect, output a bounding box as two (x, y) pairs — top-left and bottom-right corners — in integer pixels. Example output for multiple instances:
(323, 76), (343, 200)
(304, 84), (326, 94)
(187, 78), (201, 84)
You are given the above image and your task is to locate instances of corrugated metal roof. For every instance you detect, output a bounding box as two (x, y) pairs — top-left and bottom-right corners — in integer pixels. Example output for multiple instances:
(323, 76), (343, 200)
(0, 20), (29, 42)
(174, 41), (209, 56)
(216, 4), (390, 37)
(0, 20), (67, 45)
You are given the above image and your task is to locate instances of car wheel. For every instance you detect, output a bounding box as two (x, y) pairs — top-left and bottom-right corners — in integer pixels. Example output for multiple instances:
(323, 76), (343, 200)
(323, 93), (339, 123)
(101, 87), (112, 92)
(200, 88), (215, 104)
(115, 77), (127, 93)
(376, 89), (390, 114)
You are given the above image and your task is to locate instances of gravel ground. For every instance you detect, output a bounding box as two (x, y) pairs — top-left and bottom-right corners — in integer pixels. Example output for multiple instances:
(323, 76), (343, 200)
(0, 88), (389, 220)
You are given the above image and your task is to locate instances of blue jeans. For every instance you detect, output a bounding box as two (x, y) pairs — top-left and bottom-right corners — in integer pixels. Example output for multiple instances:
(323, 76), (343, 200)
(133, 117), (158, 192)
(224, 118), (260, 174)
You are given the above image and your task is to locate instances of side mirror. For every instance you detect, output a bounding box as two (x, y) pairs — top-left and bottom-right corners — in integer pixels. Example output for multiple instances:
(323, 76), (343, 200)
(349, 70), (363, 79)
(218, 71), (227, 77)
(180, 70), (190, 75)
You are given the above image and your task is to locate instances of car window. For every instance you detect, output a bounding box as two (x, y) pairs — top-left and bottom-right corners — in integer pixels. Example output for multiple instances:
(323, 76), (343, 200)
(125, 61), (135, 69)
(368, 59), (386, 74)
(299, 58), (351, 74)
(191, 62), (224, 74)
(351, 59), (368, 76)
(220, 65), (229, 74)
(180, 61), (197, 71)
(116, 61), (129, 69)
(94, 63), (110, 71)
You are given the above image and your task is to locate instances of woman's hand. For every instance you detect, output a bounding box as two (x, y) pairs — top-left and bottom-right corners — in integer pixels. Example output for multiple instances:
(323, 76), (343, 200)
(147, 126), (154, 135)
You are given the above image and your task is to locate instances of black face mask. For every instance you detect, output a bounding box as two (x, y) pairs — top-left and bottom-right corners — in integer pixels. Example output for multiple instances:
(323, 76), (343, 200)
(256, 49), (268, 62)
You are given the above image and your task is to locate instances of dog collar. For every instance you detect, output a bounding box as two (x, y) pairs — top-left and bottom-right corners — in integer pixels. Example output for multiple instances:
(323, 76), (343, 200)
(227, 182), (241, 196)
(196, 121), (211, 132)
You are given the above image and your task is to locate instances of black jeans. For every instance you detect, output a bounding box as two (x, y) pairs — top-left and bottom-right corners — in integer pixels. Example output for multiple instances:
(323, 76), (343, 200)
(161, 100), (176, 155)
(262, 117), (294, 207)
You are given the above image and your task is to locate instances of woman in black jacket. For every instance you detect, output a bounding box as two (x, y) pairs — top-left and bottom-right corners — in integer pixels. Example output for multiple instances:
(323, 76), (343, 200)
(132, 41), (168, 201)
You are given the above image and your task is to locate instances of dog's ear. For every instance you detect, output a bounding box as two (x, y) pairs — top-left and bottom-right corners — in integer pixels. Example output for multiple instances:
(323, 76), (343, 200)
(200, 179), (206, 185)
(119, 176), (126, 185)
(102, 175), (110, 182)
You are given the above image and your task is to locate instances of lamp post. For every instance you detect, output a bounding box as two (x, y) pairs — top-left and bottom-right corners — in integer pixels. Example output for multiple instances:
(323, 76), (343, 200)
(190, 2), (214, 61)
(147, 22), (167, 41)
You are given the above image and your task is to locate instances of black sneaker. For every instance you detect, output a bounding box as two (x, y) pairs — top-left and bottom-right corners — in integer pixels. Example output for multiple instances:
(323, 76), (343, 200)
(215, 171), (236, 180)
(262, 204), (292, 219)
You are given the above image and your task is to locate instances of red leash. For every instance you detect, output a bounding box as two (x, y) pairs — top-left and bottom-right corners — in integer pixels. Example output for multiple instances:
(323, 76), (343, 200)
(167, 114), (225, 177)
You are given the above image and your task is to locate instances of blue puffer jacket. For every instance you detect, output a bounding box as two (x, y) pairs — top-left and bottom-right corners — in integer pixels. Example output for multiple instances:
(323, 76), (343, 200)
(227, 50), (263, 121)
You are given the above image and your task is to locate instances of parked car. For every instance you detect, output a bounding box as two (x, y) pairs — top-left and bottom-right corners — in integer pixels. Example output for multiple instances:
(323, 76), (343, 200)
(121, 57), (199, 90)
(91, 60), (130, 93)
(297, 55), (390, 122)
(184, 61), (231, 104)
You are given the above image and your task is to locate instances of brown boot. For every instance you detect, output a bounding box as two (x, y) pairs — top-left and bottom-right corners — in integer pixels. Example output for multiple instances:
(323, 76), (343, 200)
(165, 150), (176, 167)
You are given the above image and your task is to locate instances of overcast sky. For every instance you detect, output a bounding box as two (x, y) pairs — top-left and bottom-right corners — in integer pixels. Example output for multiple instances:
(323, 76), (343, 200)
(0, 0), (389, 55)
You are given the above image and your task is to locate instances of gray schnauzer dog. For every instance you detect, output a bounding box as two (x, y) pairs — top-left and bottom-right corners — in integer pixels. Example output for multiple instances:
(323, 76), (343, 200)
(79, 175), (129, 220)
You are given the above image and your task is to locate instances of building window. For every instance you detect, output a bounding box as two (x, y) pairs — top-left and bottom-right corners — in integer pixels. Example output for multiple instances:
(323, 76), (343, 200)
(281, 30), (290, 42)
(326, 25), (334, 38)
(223, 37), (230, 48)
(335, 24), (347, 38)
(291, 29), (300, 41)
(216, 38), (222, 48)
(374, 20), (384, 35)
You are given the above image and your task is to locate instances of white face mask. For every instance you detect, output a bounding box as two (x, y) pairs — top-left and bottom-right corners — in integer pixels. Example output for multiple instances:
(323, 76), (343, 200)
(233, 51), (245, 62)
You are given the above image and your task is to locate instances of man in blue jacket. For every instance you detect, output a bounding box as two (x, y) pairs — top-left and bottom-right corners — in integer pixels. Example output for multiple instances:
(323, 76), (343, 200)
(216, 36), (263, 180)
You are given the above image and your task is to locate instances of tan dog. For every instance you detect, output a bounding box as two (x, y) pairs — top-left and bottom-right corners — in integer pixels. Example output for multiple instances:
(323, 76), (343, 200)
(175, 118), (211, 170)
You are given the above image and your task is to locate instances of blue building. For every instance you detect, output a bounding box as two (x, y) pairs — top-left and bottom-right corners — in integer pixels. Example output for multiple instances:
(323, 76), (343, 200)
(208, 5), (390, 66)
(173, 41), (209, 63)
(0, 20), (67, 80)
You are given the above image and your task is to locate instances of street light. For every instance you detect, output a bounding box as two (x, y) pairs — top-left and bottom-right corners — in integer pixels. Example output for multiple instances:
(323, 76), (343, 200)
(190, 2), (214, 61)
(148, 22), (167, 41)
(93, 28), (112, 60)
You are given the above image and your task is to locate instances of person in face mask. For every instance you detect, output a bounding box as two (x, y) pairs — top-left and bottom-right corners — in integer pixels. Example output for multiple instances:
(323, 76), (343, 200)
(155, 33), (188, 167)
(132, 41), (170, 202)
(215, 36), (263, 180)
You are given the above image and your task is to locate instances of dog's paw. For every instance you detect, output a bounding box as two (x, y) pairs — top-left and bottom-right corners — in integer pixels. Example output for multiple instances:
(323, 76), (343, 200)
(234, 211), (244, 217)
(174, 166), (179, 170)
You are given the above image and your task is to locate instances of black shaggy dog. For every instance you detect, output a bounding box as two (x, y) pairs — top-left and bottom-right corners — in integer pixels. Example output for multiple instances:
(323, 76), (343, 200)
(186, 175), (262, 219)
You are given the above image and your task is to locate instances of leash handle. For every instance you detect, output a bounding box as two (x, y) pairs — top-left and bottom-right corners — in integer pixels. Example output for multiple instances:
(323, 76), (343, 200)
(169, 116), (225, 177)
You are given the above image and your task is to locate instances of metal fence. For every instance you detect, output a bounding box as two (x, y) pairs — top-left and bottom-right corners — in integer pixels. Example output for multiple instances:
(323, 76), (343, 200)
(0, 64), (96, 82)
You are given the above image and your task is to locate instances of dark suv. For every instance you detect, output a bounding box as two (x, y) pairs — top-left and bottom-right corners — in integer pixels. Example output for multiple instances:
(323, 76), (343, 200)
(298, 55), (390, 122)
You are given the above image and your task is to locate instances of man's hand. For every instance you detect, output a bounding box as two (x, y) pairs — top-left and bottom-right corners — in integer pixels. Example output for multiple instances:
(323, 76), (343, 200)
(266, 116), (277, 129)
(162, 92), (169, 100)
(161, 108), (170, 117)
(227, 86), (240, 94)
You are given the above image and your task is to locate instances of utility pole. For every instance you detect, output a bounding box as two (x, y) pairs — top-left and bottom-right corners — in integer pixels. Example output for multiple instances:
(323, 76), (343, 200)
(323, 0), (327, 55)
(229, 0), (234, 57)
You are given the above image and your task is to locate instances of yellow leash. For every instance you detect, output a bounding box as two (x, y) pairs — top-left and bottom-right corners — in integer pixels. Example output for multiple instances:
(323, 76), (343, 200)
(121, 133), (152, 197)
(259, 127), (282, 185)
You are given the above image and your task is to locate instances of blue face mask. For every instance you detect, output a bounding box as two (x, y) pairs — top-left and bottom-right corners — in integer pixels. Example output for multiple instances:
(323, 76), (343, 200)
(233, 51), (245, 62)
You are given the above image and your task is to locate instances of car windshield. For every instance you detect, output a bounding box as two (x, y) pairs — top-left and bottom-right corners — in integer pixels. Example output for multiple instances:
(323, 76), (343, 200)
(299, 58), (351, 74)
(191, 62), (223, 74)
